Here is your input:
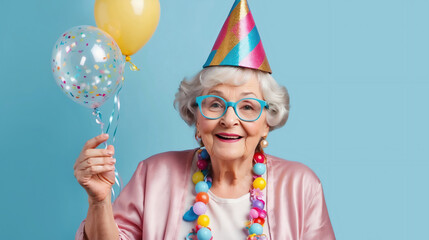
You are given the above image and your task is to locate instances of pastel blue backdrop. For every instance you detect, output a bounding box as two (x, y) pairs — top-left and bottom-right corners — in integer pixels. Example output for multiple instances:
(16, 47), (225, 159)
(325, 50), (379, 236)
(1, 0), (428, 239)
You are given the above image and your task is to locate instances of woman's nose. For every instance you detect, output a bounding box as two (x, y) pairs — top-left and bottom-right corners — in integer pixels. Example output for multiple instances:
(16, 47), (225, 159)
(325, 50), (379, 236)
(220, 106), (239, 127)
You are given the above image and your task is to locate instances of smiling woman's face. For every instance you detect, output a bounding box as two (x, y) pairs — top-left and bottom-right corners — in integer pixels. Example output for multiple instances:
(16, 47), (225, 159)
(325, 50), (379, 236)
(196, 77), (270, 162)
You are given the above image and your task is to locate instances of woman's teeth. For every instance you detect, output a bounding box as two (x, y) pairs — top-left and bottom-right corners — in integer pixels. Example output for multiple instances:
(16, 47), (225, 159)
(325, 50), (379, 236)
(216, 134), (242, 140)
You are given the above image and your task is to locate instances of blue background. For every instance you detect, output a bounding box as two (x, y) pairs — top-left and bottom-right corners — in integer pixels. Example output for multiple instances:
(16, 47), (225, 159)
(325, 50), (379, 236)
(1, 0), (428, 239)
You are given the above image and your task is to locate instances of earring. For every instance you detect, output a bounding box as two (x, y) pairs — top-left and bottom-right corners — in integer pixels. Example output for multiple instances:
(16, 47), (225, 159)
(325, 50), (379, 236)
(195, 131), (204, 147)
(260, 138), (268, 148)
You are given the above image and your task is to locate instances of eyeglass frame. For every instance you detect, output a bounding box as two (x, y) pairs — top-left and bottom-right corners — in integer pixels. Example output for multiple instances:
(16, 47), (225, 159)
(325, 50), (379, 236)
(195, 95), (269, 122)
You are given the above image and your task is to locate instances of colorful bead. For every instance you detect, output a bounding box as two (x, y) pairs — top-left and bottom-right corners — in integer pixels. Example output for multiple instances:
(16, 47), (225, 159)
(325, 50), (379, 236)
(195, 181), (209, 193)
(193, 202), (207, 215)
(253, 217), (265, 225)
(248, 234), (268, 240)
(253, 177), (266, 190)
(197, 160), (208, 170)
(192, 172), (205, 184)
(183, 206), (199, 221)
(196, 225), (212, 232)
(253, 152), (265, 163)
(197, 227), (212, 240)
(197, 214), (210, 227)
(250, 188), (264, 199)
(196, 192), (209, 204)
(200, 149), (209, 160)
(249, 208), (259, 219)
(247, 234), (257, 240)
(252, 199), (265, 210)
(253, 163), (266, 175)
(259, 209), (267, 218)
(248, 223), (263, 235)
(259, 235), (268, 240)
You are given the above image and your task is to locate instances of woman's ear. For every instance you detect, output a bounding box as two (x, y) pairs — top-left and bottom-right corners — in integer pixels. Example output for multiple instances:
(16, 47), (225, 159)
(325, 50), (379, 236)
(195, 125), (204, 147)
(262, 122), (270, 138)
(195, 120), (202, 139)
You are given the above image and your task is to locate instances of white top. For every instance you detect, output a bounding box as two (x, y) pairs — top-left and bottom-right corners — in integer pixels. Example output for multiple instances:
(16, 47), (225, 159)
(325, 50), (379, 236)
(179, 153), (270, 239)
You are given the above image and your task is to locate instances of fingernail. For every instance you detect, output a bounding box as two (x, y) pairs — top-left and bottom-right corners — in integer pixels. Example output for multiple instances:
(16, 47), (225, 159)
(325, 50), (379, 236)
(107, 151), (113, 155)
(112, 158), (116, 163)
(103, 133), (109, 138)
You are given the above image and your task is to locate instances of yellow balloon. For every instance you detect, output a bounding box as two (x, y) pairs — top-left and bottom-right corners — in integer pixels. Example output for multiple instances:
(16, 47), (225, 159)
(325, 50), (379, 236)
(94, 0), (160, 56)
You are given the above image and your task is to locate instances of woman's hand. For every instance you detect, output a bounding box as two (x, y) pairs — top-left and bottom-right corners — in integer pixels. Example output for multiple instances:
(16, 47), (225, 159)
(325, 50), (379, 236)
(74, 134), (116, 203)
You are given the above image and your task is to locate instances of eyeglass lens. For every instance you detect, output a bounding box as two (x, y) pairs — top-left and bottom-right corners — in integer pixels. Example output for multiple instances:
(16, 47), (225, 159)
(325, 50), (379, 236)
(200, 96), (262, 121)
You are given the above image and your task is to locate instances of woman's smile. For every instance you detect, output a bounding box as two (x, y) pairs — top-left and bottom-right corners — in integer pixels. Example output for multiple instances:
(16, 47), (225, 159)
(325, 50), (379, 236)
(215, 132), (243, 143)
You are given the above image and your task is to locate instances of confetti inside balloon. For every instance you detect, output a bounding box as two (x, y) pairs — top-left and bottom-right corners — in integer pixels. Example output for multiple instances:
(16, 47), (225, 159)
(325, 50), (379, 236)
(51, 25), (125, 109)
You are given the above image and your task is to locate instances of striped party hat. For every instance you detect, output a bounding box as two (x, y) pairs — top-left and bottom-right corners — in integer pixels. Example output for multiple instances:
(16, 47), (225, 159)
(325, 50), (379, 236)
(203, 0), (272, 73)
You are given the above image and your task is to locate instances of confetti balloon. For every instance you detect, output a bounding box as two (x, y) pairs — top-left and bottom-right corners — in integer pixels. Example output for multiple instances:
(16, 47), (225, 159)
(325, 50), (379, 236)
(51, 25), (125, 109)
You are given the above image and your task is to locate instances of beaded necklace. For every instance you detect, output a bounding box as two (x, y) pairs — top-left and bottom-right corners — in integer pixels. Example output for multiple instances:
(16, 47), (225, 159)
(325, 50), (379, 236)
(183, 148), (268, 240)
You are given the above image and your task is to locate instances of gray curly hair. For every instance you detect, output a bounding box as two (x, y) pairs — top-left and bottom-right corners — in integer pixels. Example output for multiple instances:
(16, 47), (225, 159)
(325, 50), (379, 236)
(174, 66), (290, 131)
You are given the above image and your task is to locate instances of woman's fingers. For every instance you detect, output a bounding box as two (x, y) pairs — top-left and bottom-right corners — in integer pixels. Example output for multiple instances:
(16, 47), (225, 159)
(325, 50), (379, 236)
(75, 164), (116, 187)
(82, 134), (109, 151)
(78, 157), (116, 170)
(75, 164), (115, 179)
(106, 144), (114, 153)
(79, 147), (114, 162)
(83, 165), (115, 176)
(74, 135), (117, 201)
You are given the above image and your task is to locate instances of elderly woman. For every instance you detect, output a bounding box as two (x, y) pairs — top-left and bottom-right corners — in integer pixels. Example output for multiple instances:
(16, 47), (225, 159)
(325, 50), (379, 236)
(74, 1), (335, 239)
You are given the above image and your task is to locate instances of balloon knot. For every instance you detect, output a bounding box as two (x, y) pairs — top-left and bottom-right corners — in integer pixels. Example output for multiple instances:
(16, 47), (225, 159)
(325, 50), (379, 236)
(125, 56), (140, 71)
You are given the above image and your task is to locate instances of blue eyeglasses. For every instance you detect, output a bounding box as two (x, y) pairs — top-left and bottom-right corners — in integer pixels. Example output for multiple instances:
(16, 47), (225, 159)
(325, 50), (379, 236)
(195, 95), (269, 122)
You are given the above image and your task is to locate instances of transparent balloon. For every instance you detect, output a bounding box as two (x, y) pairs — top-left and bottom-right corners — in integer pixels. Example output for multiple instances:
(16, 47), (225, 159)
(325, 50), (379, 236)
(51, 25), (125, 109)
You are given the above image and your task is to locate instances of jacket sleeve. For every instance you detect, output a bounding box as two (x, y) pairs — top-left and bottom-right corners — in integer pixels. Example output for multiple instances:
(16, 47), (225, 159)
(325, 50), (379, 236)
(75, 161), (147, 240)
(302, 183), (335, 240)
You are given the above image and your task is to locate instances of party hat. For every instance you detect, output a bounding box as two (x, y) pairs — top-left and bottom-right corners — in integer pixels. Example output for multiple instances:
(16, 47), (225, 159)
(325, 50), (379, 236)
(203, 0), (272, 73)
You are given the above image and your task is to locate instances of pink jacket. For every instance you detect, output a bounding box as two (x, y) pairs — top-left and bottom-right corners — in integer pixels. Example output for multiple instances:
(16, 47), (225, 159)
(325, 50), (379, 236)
(76, 149), (335, 239)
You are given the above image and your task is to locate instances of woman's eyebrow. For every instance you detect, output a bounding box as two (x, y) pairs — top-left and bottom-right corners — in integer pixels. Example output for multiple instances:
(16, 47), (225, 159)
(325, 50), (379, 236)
(207, 90), (258, 99)
(240, 92), (257, 98)
(207, 90), (224, 96)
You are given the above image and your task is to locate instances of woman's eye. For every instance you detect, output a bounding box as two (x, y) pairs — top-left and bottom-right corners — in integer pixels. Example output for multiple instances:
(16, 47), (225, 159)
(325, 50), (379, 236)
(210, 102), (223, 108)
(242, 105), (254, 110)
